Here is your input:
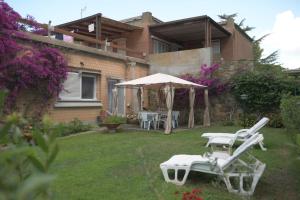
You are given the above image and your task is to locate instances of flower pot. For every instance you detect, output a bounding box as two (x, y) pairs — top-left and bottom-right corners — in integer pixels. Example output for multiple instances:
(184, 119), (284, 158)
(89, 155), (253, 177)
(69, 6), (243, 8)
(102, 123), (121, 132)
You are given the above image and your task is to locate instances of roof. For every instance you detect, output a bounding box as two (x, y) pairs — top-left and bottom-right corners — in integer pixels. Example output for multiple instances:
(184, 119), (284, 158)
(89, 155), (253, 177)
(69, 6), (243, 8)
(149, 15), (231, 43)
(286, 68), (300, 76)
(56, 13), (142, 39)
(116, 73), (206, 89)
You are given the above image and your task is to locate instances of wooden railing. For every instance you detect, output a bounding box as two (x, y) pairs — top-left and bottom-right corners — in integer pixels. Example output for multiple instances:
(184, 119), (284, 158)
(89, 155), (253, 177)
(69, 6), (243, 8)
(18, 18), (145, 59)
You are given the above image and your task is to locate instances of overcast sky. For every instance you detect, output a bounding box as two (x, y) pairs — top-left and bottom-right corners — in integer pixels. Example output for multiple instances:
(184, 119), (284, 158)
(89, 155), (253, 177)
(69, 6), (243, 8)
(6, 0), (300, 69)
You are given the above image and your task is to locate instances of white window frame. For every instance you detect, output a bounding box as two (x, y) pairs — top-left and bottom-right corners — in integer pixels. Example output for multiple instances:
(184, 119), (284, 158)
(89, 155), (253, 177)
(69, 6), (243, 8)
(59, 72), (97, 101)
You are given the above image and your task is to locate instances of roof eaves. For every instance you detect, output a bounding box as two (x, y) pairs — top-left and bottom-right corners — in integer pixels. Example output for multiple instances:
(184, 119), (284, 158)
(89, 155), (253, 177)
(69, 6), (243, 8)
(149, 15), (231, 36)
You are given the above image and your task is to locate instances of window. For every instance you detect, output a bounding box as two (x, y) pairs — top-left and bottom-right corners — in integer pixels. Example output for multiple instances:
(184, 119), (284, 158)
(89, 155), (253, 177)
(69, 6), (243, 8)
(212, 40), (221, 55)
(81, 75), (96, 99)
(153, 39), (170, 53)
(59, 72), (97, 101)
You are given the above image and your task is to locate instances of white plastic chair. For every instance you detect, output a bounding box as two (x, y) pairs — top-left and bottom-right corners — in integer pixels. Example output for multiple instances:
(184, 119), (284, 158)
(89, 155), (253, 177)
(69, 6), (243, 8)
(160, 133), (265, 195)
(172, 111), (180, 128)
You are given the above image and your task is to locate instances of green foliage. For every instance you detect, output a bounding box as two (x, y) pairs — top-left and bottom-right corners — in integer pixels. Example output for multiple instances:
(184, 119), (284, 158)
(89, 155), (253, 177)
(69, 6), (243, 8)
(253, 34), (279, 65)
(218, 13), (238, 21)
(238, 113), (258, 127)
(280, 95), (300, 131)
(103, 115), (126, 124)
(36, 118), (92, 137)
(232, 72), (293, 114)
(265, 112), (284, 128)
(218, 13), (254, 32)
(0, 91), (59, 200)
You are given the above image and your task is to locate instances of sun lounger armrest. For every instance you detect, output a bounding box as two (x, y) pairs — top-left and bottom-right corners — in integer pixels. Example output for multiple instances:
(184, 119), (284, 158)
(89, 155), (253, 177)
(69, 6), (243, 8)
(235, 129), (249, 134)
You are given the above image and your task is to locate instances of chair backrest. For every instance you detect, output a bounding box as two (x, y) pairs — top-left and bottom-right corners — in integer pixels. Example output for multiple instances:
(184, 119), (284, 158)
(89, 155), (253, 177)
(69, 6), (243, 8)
(219, 133), (260, 170)
(172, 111), (180, 120)
(140, 112), (148, 121)
(247, 117), (270, 135)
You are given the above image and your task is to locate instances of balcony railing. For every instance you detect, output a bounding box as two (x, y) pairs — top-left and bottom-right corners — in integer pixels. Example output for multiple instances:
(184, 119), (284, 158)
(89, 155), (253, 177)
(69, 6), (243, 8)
(18, 18), (145, 59)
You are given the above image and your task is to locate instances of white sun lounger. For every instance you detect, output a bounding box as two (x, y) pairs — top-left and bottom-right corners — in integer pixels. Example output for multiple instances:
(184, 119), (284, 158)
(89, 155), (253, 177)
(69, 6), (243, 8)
(202, 117), (269, 151)
(160, 133), (266, 195)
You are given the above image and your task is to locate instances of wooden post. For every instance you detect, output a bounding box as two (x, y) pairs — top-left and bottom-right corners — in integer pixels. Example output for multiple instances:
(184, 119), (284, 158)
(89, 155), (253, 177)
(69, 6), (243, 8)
(48, 21), (52, 37)
(203, 89), (210, 127)
(204, 18), (211, 47)
(96, 15), (101, 49)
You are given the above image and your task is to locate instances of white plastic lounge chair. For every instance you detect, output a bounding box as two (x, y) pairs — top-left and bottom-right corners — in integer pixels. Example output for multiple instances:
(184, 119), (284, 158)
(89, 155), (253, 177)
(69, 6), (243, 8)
(201, 117), (269, 151)
(160, 133), (266, 195)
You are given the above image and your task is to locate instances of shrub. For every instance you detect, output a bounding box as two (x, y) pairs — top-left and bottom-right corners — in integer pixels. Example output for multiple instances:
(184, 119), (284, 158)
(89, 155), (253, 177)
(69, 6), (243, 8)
(103, 116), (126, 124)
(238, 113), (258, 127)
(53, 118), (92, 137)
(0, 90), (59, 199)
(265, 112), (284, 128)
(280, 95), (300, 131)
(32, 117), (92, 137)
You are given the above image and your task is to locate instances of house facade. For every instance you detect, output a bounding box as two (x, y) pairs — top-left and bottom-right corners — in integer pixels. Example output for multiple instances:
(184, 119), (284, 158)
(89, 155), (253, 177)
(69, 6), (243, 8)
(21, 11), (253, 123)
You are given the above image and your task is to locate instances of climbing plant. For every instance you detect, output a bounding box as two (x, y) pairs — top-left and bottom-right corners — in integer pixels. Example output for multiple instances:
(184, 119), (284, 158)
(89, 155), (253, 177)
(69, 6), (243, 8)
(0, 0), (68, 117)
(174, 63), (227, 110)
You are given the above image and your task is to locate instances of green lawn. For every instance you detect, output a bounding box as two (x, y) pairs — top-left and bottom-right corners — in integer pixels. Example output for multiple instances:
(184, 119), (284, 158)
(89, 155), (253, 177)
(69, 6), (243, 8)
(50, 126), (300, 200)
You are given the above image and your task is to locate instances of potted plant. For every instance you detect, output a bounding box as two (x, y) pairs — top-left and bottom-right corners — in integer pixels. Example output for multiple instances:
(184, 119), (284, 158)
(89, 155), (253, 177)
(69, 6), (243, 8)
(102, 116), (126, 132)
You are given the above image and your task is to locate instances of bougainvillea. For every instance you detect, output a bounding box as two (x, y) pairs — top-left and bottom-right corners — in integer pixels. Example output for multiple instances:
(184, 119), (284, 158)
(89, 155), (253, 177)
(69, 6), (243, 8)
(174, 63), (227, 110)
(0, 0), (67, 115)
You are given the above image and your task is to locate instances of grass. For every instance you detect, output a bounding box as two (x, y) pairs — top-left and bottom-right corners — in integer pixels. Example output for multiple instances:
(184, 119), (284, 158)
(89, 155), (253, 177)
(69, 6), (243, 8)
(50, 126), (300, 200)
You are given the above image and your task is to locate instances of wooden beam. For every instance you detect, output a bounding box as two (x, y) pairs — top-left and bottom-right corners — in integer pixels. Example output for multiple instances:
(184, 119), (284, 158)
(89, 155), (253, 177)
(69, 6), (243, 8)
(18, 18), (144, 57)
(150, 31), (182, 45)
(96, 15), (101, 48)
(204, 18), (212, 47)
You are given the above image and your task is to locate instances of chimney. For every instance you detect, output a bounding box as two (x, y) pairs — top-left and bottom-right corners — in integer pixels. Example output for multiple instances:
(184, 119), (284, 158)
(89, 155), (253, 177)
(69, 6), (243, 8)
(142, 12), (153, 23)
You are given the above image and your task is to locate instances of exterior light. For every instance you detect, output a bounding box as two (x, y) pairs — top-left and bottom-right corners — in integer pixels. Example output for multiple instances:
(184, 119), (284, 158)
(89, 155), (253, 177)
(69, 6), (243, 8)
(240, 94), (248, 100)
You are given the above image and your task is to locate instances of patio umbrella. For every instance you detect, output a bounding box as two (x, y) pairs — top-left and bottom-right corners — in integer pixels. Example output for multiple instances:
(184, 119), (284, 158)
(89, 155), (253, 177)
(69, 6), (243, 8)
(112, 87), (118, 115)
(188, 87), (195, 128)
(164, 84), (175, 134)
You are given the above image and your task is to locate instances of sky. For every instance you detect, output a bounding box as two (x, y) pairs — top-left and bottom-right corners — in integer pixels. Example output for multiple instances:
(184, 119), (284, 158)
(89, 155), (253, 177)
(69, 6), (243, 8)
(6, 0), (300, 69)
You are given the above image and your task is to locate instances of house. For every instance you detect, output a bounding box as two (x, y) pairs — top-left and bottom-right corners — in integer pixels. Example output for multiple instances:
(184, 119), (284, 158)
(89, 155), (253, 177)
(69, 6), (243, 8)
(20, 12), (254, 123)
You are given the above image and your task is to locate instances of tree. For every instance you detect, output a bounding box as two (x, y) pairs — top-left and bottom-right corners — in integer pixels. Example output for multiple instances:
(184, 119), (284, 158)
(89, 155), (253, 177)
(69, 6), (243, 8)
(218, 13), (238, 21)
(218, 13), (255, 32)
(253, 34), (279, 65)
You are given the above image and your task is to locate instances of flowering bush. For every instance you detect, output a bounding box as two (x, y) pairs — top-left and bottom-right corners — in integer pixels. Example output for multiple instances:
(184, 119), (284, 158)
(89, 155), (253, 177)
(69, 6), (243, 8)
(0, 0), (68, 116)
(174, 63), (227, 109)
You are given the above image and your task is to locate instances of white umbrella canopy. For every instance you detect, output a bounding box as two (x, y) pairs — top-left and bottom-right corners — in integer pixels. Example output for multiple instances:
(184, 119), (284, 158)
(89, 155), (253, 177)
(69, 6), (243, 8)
(115, 73), (206, 89)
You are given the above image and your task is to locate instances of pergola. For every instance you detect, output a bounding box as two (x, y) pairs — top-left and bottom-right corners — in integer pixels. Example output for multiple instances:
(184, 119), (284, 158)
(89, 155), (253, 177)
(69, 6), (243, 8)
(115, 73), (210, 134)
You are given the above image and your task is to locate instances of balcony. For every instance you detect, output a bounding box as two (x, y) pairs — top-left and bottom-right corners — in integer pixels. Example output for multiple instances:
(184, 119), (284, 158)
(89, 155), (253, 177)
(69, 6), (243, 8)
(19, 14), (145, 59)
(148, 16), (231, 75)
(149, 47), (212, 75)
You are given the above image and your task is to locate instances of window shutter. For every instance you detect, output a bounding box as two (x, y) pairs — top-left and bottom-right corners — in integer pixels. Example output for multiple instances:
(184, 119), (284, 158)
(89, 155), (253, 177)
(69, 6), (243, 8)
(59, 72), (81, 100)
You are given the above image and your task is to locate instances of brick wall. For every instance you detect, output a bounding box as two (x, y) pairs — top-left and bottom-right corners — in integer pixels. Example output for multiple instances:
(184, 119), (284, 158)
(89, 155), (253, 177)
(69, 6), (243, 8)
(17, 35), (149, 123)
(48, 50), (148, 123)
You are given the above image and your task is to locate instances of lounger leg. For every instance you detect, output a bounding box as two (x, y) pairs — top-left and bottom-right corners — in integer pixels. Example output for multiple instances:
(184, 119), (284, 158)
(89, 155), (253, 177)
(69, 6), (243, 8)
(222, 175), (239, 194)
(258, 141), (267, 151)
(160, 166), (190, 186)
